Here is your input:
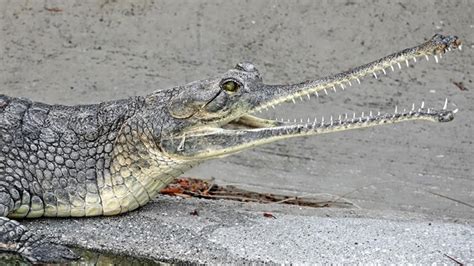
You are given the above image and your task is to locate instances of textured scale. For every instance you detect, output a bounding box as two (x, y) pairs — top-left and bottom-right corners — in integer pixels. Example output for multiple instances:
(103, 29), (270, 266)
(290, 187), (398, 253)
(0, 94), (191, 218)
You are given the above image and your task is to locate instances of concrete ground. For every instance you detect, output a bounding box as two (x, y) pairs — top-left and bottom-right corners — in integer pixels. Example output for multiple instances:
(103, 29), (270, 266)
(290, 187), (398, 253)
(1, 0), (473, 264)
(25, 196), (473, 264)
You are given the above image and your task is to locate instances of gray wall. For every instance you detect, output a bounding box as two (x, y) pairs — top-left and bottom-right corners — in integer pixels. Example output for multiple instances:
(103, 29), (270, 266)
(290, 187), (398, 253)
(1, 0), (473, 219)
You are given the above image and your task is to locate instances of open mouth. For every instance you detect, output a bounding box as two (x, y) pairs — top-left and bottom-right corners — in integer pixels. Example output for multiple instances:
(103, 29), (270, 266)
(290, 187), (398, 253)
(228, 34), (461, 131)
(162, 34), (462, 159)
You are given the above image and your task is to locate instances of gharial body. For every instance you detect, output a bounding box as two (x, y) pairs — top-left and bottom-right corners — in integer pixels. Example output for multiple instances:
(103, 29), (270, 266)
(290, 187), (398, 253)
(0, 34), (462, 262)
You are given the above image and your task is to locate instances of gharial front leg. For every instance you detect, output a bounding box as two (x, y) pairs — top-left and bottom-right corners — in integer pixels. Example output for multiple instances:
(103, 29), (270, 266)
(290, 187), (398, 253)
(0, 189), (78, 263)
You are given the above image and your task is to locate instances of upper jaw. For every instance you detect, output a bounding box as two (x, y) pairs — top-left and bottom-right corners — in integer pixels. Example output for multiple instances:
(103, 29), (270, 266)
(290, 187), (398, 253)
(219, 34), (462, 132)
(248, 34), (461, 113)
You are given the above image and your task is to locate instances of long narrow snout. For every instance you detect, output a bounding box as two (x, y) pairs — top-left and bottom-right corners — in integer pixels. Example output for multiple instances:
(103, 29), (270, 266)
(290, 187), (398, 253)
(251, 34), (461, 112)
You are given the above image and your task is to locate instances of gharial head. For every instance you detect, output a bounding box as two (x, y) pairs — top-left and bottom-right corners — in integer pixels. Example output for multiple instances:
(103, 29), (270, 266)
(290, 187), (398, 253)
(151, 34), (462, 161)
(167, 62), (264, 125)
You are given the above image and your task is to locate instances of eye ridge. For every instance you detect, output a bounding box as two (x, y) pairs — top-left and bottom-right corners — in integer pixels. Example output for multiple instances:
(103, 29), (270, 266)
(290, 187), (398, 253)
(221, 79), (241, 92)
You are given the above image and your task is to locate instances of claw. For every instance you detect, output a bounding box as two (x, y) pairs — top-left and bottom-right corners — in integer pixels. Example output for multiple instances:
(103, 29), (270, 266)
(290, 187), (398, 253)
(20, 239), (79, 263)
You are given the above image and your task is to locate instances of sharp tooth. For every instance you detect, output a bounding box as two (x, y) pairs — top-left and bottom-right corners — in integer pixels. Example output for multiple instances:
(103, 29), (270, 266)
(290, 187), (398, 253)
(313, 117), (317, 126)
(307, 117), (310, 123)
(425, 55), (429, 61)
(390, 65), (395, 71)
(345, 113), (348, 119)
(427, 108), (431, 114)
(315, 91), (319, 97)
(448, 47), (452, 52)
(291, 98), (296, 104)
(439, 53), (443, 59)
(321, 116), (325, 126)
(421, 101), (425, 108)
(369, 110), (373, 117)
(458, 44), (462, 51)
(339, 84), (344, 90)
(330, 116), (333, 126)
(271, 105), (275, 109)
(412, 103), (415, 111)
(300, 118), (303, 123)
(413, 57), (417, 63)
(356, 78), (361, 84)
(405, 59), (409, 67)
(352, 112), (356, 120)
(434, 55), (439, 63)
(299, 96), (304, 101)
(397, 62), (402, 69)
(348, 81), (352, 86)
(333, 86), (337, 92)
(324, 88), (328, 95)
(377, 111), (381, 116)
(294, 118), (297, 123)
(373, 72), (378, 79)
(359, 116), (363, 122)
(382, 68), (387, 75)
(395, 105), (398, 113)
(307, 94), (311, 100)
(338, 114), (342, 121)
(453, 108), (459, 114)
(443, 98), (448, 110)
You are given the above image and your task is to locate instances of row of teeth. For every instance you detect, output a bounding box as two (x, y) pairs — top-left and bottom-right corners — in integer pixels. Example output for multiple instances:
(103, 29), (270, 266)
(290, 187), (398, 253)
(276, 99), (458, 127)
(255, 43), (462, 112)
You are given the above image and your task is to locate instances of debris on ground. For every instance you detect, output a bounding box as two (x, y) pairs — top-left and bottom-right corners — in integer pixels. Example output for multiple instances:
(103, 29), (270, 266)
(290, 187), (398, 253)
(263, 212), (277, 219)
(453, 81), (468, 91)
(160, 177), (354, 208)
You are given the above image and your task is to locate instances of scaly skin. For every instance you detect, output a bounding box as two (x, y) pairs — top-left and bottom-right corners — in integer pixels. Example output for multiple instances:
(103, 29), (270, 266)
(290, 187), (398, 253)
(0, 34), (462, 262)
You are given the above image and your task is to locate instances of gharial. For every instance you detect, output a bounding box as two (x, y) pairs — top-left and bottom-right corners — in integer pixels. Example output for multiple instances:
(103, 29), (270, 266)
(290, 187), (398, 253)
(0, 34), (462, 262)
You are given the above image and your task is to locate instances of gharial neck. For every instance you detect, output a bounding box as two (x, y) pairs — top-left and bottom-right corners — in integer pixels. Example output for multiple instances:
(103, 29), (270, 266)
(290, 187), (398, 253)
(99, 114), (198, 216)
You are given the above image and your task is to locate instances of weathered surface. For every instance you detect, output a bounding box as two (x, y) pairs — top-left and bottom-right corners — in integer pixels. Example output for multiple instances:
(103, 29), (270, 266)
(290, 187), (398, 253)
(24, 196), (474, 264)
(0, 0), (473, 264)
(1, 0), (472, 219)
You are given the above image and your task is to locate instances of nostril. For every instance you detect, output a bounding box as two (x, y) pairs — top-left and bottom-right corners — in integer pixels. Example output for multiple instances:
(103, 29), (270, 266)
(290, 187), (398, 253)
(438, 111), (455, 122)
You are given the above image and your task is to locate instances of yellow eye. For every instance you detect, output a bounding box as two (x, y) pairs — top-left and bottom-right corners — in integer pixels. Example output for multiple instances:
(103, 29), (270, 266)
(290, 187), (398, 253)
(221, 80), (240, 92)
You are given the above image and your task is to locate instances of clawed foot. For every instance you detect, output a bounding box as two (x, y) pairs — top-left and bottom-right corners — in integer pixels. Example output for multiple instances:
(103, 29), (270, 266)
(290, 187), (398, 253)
(0, 217), (79, 263)
(19, 237), (79, 263)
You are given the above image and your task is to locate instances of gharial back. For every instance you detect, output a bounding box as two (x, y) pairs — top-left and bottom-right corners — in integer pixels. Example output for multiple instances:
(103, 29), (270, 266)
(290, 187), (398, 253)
(0, 94), (163, 218)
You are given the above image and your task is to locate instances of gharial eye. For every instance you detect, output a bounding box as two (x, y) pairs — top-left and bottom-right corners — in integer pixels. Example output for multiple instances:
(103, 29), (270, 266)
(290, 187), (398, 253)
(221, 80), (240, 93)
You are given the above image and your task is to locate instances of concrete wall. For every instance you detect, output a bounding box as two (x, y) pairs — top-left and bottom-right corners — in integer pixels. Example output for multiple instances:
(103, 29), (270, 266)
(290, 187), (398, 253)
(1, 0), (473, 219)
